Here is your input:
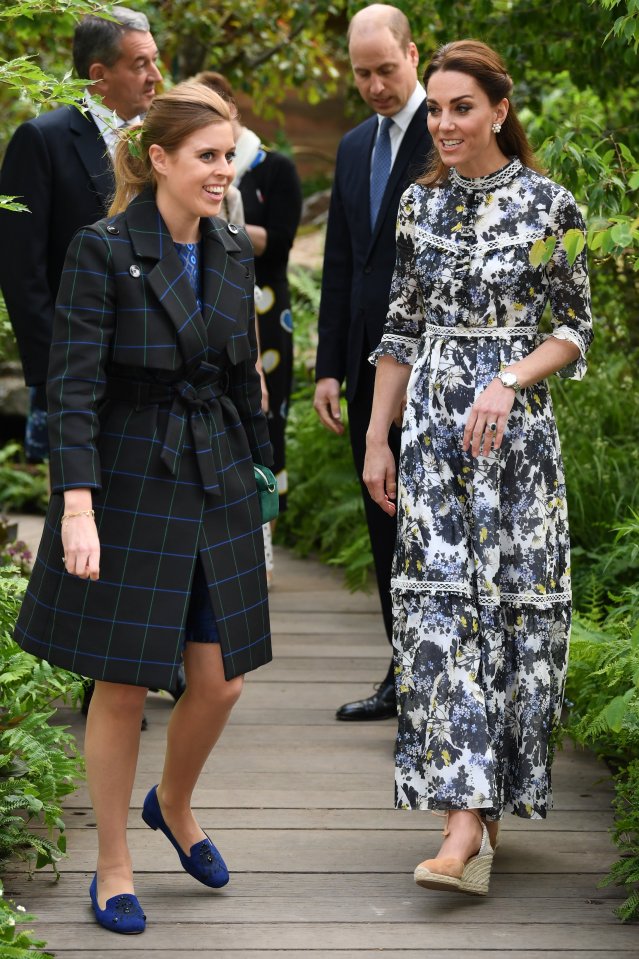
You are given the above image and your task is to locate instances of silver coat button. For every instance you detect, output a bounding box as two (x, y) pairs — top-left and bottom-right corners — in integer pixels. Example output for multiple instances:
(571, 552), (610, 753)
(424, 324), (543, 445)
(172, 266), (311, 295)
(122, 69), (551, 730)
(228, 223), (239, 235)
(129, 265), (141, 278)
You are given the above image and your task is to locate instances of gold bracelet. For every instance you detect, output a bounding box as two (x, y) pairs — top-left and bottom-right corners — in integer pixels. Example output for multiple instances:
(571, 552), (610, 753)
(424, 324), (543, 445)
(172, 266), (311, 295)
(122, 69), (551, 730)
(61, 509), (95, 524)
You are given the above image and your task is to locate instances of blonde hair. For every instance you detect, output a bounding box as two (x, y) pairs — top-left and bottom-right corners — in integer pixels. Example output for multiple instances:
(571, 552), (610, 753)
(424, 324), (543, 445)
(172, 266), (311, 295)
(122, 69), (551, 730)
(419, 39), (542, 188)
(109, 80), (232, 214)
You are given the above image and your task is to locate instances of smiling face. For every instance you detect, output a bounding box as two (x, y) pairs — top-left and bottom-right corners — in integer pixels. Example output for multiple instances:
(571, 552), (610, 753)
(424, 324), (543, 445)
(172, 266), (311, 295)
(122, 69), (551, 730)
(349, 26), (419, 117)
(426, 70), (509, 177)
(149, 121), (236, 242)
(90, 30), (162, 120)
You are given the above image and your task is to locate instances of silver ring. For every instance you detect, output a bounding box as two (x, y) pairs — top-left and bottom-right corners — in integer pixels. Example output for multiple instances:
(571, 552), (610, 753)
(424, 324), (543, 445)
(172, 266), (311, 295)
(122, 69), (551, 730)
(488, 422), (497, 433)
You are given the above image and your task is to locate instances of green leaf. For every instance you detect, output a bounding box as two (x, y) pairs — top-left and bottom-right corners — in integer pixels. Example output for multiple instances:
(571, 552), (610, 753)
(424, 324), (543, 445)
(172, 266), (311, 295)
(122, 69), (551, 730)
(529, 237), (556, 266)
(610, 221), (635, 247)
(562, 229), (586, 265)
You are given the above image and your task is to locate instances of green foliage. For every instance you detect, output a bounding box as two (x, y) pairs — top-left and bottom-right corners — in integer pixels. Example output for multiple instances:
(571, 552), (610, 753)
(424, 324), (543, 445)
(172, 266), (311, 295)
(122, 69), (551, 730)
(0, 444), (48, 514)
(277, 267), (374, 590)
(565, 512), (639, 920)
(0, 568), (84, 875)
(599, 760), (639, 921)
(0, 565), (83, 955)
(0, 881), (52, 959)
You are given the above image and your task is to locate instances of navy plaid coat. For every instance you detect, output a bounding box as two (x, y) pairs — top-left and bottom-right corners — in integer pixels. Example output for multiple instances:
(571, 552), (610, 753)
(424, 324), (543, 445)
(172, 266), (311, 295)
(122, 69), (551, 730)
(15, 188), (273, 687)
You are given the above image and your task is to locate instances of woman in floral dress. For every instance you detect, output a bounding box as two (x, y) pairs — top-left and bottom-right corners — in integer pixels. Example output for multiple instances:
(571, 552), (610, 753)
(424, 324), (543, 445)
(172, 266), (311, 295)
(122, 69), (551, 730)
(363, 40), (592, 896)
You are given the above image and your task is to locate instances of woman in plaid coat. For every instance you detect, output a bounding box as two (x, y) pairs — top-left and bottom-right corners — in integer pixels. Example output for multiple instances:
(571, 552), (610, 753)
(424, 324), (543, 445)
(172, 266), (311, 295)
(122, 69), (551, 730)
(14, 82), (273, 932)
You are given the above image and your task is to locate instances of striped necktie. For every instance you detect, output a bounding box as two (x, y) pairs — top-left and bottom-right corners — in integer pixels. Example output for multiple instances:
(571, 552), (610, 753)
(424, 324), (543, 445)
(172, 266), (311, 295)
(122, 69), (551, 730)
(369, 116), (394, 229)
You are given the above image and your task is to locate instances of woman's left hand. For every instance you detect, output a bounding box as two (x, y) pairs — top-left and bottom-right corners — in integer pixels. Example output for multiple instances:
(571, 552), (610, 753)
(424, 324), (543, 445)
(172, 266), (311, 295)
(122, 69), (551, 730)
(463, 378), (517, 457)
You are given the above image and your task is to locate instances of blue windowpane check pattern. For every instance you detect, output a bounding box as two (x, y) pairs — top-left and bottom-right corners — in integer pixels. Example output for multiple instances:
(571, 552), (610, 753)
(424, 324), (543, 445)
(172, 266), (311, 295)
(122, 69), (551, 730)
(174, 241), (203, 313)
(369, 117), (394, 229)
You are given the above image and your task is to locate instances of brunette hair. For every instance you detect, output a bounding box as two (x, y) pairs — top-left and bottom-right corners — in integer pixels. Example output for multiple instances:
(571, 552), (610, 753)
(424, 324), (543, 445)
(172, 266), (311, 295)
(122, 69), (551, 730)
(109, 80), (232, 214)
(194, 70), (235, 101)
(418, 39), (542, 187)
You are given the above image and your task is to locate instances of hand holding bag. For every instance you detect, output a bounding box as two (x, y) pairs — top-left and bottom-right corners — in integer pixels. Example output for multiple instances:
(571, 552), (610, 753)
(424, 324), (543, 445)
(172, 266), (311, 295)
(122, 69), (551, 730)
(254, 464), (279, 524)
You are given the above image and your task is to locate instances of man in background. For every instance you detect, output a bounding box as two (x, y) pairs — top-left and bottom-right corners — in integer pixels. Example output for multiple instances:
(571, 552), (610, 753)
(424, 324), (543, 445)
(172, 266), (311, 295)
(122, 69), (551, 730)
(314, 4), (432, 720)
(0, 6), (161, 461)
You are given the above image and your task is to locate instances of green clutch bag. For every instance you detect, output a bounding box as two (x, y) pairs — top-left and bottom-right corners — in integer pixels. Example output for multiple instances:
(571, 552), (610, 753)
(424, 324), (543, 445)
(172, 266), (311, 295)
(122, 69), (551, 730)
(254, 464), (279, 524)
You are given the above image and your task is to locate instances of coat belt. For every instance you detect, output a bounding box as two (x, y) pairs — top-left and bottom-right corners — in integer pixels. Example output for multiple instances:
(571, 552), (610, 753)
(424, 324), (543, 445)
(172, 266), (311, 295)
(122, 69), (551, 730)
(105, 374), (230, 495)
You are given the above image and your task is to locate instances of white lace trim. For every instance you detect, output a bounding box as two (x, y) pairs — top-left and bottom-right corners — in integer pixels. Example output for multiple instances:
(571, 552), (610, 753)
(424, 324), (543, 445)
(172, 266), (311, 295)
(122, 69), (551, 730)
(414, 227), (547, 257)
(391, 577), (571, 608)
(422, 323), (538, 339)
(551, 326), (587, 357)
(449, 158), (523, 192)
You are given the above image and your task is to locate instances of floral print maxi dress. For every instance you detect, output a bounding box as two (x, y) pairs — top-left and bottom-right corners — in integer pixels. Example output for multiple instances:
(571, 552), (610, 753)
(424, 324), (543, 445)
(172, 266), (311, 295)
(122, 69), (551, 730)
(372, 160), (593, 820)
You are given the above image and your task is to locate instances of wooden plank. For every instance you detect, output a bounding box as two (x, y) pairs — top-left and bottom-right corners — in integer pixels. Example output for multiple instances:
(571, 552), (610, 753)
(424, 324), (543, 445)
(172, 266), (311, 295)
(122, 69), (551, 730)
(42, 953), (638, 959)
(268, 590), (381, 613)
(3, 872), (625, 902)
(20, 829), (620, 875)
(6, 892), (622, 925)
(15, 922), (639, 951)
(31, 807), (617, 832)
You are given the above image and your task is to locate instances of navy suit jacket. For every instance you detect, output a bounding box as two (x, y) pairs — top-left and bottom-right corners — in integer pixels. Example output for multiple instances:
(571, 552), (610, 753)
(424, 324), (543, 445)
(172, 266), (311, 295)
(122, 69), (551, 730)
(0, 105), (113, 385)
(316, 100), (431, 401)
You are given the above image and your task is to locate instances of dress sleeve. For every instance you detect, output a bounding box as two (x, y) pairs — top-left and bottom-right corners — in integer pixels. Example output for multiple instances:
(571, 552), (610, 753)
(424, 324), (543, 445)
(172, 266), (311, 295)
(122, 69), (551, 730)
(545, 188), (593, 380)
(369, 186), (425, 367)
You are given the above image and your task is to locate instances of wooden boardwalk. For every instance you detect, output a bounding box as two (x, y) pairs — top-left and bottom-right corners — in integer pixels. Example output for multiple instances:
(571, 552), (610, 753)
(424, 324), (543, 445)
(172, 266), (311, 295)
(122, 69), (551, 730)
(4, 529), (636, 958)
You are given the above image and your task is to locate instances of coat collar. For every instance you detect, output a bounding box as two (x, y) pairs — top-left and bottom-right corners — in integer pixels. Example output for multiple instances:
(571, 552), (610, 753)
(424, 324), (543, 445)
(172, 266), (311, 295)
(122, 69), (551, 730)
(69, 106), (114, 209)
(123, 188), (247, 371)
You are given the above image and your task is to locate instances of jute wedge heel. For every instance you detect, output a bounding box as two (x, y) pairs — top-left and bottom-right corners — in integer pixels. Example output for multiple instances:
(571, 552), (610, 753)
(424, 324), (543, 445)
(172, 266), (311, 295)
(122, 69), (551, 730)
(414, 809), (494, 896)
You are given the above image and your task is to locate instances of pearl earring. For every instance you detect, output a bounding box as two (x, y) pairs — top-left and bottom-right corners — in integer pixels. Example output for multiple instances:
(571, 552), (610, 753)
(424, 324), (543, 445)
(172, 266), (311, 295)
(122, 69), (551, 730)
(492, 121), (502, 134)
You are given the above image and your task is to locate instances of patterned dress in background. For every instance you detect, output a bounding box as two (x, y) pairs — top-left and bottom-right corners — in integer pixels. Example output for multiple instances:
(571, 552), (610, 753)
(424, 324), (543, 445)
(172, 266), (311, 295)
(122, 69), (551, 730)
(372, 159), (593, 820)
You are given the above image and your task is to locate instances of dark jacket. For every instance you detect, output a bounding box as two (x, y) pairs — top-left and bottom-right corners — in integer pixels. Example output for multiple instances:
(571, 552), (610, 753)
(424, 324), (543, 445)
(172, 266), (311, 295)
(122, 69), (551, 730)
(0, 105), (113, 385)
(15, 188), (273, 688)
(315, 101), (431, 401)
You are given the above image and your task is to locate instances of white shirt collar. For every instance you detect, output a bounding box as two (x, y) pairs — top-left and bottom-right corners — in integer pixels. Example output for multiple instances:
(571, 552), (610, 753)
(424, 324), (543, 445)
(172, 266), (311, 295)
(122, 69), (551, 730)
(377, 83), (426, 133)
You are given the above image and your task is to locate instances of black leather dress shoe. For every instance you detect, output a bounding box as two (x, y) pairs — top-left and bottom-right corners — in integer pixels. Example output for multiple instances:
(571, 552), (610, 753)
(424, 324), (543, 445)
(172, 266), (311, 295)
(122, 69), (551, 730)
(336, 680), (397, 721)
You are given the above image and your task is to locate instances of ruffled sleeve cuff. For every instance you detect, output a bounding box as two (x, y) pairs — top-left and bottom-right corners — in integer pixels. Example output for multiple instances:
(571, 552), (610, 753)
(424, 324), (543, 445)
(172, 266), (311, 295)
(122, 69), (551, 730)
(549, 325), (589, 381)
(369, 333), (419, 367)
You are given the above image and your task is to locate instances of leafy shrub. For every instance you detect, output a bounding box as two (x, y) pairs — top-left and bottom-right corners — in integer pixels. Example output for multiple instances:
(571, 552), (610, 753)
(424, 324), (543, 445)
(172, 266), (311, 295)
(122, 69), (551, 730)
(0, 568), (84, 873)
(278, 267), (374, 590)
(0, 444), (48, 514)
(565, 514), (639, 921)
(0, 882), (52, 959)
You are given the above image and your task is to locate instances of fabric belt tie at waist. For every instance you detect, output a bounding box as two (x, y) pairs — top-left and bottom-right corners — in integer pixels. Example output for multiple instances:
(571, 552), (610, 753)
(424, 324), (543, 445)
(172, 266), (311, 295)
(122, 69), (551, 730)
(106, 376), (229, 494)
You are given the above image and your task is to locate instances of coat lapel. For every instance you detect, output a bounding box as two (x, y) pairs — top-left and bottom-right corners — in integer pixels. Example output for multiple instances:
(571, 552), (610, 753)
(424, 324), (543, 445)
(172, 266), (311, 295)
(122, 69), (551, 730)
(126, 189), (209, 369)
(199, 218), (251, 365)
(69, 107), (114, 210)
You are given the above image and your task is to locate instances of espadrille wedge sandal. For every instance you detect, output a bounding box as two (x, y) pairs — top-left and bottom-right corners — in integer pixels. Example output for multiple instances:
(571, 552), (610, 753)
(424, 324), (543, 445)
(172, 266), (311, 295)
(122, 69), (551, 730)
(414, 810), (494, 896)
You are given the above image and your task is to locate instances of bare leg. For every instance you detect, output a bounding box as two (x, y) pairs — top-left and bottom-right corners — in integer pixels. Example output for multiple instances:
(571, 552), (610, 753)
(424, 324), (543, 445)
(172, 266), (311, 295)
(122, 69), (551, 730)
(156, 642), (243, 853)
(85, 680), (148, 907)
(430, 810), (483, 864)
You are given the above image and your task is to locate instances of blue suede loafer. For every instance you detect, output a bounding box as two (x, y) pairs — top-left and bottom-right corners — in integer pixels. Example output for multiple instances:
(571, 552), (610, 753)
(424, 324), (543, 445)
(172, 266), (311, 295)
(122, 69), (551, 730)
(89, 874), (146, 934)
(142, 784), (229, 888)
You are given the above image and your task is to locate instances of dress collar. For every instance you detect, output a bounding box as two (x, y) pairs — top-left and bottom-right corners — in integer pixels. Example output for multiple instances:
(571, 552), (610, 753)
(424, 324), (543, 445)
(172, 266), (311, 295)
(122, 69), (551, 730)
(449, 157), (522, 192)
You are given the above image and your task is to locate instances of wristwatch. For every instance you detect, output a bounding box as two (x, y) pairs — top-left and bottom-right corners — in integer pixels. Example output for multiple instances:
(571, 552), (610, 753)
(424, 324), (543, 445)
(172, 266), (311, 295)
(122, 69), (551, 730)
(496, 370), (521, 392)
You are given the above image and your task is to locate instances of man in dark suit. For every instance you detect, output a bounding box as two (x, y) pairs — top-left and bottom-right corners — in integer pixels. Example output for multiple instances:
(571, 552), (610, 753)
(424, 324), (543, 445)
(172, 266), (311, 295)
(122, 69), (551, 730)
(314, 4), (431, 720)
(0, 6), (161, 459)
